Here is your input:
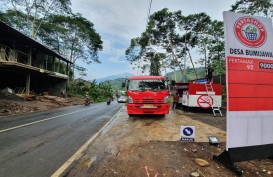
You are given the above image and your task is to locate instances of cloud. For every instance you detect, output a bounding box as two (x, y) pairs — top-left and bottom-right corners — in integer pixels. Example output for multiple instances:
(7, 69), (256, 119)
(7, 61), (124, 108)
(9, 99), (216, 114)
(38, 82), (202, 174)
(100, 37), (127, 63)
(107, 48), (127, 64)
(72, 0), (237, 48)
(108, 56), (125, 63)
(101, 38), (112, 54)
(71, 0), (147, 41)
(71, 0), (237, 79)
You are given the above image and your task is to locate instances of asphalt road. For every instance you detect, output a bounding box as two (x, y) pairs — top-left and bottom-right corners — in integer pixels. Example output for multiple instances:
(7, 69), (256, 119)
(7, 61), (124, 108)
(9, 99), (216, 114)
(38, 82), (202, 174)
(0, 101), (122, 177)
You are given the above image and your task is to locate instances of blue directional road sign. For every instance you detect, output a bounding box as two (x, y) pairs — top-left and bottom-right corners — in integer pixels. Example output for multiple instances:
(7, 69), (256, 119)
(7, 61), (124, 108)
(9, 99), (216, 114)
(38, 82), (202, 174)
(180, 126), (195, 141)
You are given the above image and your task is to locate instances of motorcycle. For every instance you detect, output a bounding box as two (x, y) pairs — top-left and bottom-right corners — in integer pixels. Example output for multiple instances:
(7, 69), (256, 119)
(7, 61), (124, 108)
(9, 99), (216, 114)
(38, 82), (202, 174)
(106, 97), (111, 105)
(84, 97), (90, 106)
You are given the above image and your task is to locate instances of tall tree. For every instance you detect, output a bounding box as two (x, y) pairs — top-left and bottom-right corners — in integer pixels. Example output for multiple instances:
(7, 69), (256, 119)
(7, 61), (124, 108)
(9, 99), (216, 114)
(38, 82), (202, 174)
(148, 9), (184, 77)
(230, 0), (273, 17)
(126, 8), (183, 77)
(126, 8), (224, 80)
(149, 53), (166, 76)
(0, 1), (103, 80)
(0, 0), (71, 38)
(176, 12), (212, 79)
(39, 14), (103, 79)
(207, 21), (225, 76)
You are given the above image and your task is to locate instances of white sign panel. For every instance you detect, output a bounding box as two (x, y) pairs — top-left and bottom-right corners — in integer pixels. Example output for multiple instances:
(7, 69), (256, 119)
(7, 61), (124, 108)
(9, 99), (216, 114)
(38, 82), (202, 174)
(180, 126), (195, 141)
(223, 11), (273, 149)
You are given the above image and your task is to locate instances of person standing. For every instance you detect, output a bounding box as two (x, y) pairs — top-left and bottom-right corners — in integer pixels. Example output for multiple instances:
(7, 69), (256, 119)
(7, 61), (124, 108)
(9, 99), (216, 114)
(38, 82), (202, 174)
(206, 65), (214, 83)
(172, 93), (179, 109)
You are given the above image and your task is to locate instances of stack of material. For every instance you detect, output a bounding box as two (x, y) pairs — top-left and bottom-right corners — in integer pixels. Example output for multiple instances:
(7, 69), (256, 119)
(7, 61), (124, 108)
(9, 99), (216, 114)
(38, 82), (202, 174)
(0, 87), (24, 101)
(16, 94), (36, 101)
(40, 95), (65, 104)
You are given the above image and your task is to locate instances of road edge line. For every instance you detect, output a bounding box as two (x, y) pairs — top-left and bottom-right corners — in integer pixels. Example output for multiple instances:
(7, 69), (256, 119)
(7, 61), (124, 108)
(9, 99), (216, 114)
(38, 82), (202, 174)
(51, 105), (124, 177)
(0, 106), (95, 133)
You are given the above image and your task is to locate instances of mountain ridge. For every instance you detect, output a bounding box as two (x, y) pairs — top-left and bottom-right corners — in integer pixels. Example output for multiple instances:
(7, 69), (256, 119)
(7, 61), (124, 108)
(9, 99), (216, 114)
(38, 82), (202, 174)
(94, 72), (134, 83)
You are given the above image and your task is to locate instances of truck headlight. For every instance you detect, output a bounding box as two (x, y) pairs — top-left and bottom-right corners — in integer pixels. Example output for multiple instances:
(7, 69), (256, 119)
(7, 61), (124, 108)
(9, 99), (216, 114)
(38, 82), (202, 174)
(128, 96), (133, 103)
(164, 96), (169, 103)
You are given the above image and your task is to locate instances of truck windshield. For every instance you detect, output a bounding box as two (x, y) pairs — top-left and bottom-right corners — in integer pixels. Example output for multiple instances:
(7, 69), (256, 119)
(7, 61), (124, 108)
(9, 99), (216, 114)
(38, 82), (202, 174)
(128, 80), (167, 91)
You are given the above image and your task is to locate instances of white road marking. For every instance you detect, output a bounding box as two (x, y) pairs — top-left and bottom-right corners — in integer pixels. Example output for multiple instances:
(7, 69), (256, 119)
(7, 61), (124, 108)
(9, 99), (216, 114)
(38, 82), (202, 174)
(51, 106), (123, 177)
(0, 107), (96, 133)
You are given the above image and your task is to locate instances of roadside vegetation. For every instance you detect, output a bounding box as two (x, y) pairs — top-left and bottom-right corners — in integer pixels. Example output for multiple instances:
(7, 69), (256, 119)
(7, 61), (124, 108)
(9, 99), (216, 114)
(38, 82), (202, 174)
(67, 79), (114, 102)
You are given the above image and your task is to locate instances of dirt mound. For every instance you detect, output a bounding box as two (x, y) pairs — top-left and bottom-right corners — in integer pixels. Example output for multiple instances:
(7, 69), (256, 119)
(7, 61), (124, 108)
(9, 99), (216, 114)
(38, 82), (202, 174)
(0, 96), (84, 116)
(79, 141), (272, 177)
(64, 107), (273, 177)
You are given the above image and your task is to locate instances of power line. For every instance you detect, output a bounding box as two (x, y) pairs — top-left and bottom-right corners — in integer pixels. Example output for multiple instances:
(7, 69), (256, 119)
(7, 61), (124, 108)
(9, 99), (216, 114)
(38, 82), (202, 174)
(137, 0), (153, 75)
(146, 0), (153, 27)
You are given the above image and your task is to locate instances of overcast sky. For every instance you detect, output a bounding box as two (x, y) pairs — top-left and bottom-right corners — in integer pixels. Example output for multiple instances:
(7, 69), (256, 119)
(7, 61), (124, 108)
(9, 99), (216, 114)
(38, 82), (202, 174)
(71, 0), (237, 80)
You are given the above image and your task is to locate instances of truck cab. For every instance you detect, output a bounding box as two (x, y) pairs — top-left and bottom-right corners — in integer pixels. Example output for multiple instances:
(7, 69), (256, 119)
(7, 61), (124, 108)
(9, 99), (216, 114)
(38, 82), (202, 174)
(124, 76), (170, 116)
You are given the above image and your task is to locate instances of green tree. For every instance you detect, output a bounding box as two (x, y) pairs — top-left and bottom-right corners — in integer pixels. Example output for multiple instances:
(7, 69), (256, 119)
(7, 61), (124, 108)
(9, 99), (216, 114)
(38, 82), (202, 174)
(0, 0), (71, 38)
(207, 20), (225, 76)
(39, 14), (103, 80)
(126, 8), (224, 81)
(176, 12), (212, 79)
(174, 12), (225, 79)
(126, 8), (182, 77)
(0, 1), (103, 80)
(149, 53), (166, 76)
(148, 9), (184, 77)
(68, 79), (113, 102)
(75, 65), (87, 78)
(230, 0), (273, 17)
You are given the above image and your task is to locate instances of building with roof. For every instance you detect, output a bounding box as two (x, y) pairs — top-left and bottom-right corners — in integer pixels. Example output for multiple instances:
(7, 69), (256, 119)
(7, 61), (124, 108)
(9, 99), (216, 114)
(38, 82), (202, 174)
(0, 21), (73, 96)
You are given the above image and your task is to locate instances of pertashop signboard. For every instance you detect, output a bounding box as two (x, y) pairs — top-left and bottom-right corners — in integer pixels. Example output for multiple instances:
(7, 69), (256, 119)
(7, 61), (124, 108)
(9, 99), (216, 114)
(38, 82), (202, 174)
(221, 11), (273, 166)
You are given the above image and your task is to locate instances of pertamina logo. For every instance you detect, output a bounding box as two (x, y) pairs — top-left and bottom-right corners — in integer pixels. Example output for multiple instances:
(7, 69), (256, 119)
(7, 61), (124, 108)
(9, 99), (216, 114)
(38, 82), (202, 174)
(234, 17), (267, 48)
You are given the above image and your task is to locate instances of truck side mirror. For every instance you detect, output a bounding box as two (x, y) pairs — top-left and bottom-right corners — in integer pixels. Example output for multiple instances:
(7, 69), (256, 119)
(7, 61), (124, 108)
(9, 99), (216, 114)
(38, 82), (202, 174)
(171, 80), (175, 86)
(121, 82), (125, 88)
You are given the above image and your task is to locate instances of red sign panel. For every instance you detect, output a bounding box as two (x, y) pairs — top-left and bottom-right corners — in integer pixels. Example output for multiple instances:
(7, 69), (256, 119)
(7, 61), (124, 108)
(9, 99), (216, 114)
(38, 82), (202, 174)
(227, 56), (273, 111)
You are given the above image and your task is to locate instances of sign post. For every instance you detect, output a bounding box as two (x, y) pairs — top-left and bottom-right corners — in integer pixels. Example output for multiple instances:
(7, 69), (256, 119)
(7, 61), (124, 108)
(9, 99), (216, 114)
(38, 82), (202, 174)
(215, 11), (273, 175)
